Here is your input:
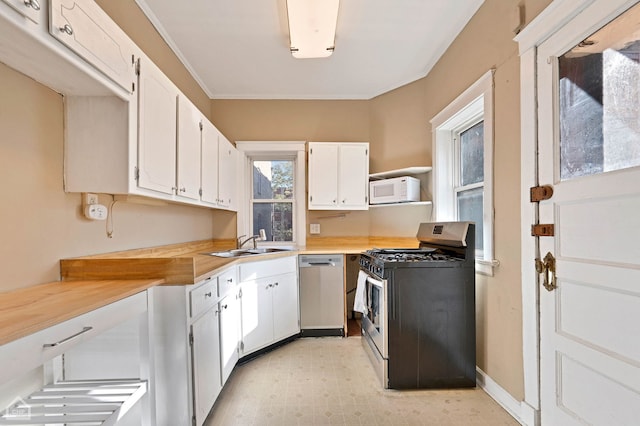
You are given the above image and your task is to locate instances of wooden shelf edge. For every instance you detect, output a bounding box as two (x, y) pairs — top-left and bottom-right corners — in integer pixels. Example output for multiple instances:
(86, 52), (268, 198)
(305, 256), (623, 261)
(368, 201), (433, 208)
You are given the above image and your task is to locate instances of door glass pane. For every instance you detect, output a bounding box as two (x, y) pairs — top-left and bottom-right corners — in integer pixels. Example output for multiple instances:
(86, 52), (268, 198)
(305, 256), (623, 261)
(460, 121), (484, 186)
(253, 160), (294, 200)
(457, 187), (484, 252)
(253, 203), (293, 242)
(559, 3), (640, 180)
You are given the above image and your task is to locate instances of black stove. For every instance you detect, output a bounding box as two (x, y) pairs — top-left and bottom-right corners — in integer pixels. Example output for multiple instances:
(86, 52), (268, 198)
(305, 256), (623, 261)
(358, 221), (476, 390)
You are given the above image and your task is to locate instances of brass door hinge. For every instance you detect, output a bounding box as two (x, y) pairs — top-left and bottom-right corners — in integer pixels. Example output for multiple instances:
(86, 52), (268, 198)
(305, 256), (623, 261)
(531, 224), (554, 237)
(530, 185), (554, 202)
(535, 252), (557, 291)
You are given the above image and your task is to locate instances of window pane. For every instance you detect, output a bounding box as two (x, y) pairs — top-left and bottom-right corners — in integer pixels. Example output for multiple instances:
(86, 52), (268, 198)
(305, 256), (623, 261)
(253, 160), (294, 200)
(457, 187), (484, 251)
(253, 203), (293, 242)
(559, 3), (640, 180)
(460, 121), (484, 186)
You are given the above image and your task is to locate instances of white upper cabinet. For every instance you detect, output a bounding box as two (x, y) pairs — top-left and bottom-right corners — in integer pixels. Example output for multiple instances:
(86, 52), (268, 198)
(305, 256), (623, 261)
(49, 0), (136, 92)
(201, 122), (238, 211)
(2, 0), (42, 23)
(137, 56), (178, 196)
(201, 119), (220, 205)
(217, 134), (238, 210)
(308, 142), (369, 210)
(177, 95), (202, 201)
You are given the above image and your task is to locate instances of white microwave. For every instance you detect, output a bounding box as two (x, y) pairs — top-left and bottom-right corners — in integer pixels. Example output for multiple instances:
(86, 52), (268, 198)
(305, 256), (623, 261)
(369, 176), (420, 204)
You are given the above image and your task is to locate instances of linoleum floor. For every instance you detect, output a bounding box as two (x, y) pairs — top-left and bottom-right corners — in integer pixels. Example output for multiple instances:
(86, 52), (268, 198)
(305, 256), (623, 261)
(204, 337), (519, 426)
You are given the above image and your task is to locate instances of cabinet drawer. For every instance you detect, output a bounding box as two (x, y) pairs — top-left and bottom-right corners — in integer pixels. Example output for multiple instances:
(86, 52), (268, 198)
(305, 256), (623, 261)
(190, 277), (217, 318)
(217, 267), (237, 299)
(1, 0), (42, 23)
(239, 256), (297, 282)
(49, 0), (136, 92)
(0, 291), (147, 384)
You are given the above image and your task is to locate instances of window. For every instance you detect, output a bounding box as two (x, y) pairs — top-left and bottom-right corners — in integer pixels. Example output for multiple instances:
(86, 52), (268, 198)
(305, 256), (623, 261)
(431, 70), (496, 275)
(251, 160), (294, 242)
(235, 142), (306, 247)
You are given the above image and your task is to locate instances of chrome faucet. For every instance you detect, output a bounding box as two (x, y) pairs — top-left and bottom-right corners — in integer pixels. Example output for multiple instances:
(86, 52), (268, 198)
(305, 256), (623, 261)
(237, 229), (266, 249)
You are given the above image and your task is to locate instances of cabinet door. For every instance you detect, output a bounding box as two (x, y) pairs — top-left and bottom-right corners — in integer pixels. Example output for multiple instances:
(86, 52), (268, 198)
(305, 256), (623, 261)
(176, 95), (201, 200)
(137, 57), (178, 195)
(308, 143), (339, 209)
(272, 273), (300, 341)
(240, 278), (273, 354)
(338, 143), (369, 209)
(49, 0), (135, 92)
(217, 134), (237, 210)
(2, 0), (42, 23)
(191, 307), (222, 426)
(219, 289), (240, 385)
(200, 120), (219, 205)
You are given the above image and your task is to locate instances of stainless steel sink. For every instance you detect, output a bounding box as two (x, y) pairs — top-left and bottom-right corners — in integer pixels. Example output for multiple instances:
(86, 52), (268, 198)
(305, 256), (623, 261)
(203, 247), (293, 258)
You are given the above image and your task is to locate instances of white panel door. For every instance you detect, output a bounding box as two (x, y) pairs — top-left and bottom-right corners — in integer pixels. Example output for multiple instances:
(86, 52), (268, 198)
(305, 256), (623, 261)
(537, 3), (640, 425)
(219, 289), (240, 385)
(200, 120), (219, 205)
(217, 134), (237, 210)
(272, 272), (299, 342)
(191, 307), (221, 426)
(137, 57), (177, 195)
(338, 143), (369, 209)
(308, 143), (339, 209)
(176, 95), (201, 200)
(50, 0), (135, 91)
(240, 278), (273, 354)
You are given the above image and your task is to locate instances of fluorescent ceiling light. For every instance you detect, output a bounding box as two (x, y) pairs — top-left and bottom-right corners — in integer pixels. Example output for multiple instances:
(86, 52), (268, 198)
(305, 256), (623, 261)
(286, 0), (340, 59)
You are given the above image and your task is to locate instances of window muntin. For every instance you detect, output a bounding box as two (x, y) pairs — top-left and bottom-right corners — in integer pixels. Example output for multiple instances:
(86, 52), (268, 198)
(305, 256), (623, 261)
(250, 159), (295, 242)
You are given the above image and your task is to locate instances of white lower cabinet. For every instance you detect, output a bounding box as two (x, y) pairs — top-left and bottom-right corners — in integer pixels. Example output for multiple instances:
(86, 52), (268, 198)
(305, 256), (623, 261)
(152, 266), (240, 426)
(0, 291), (152, 426)
(239, 256), (300, 356)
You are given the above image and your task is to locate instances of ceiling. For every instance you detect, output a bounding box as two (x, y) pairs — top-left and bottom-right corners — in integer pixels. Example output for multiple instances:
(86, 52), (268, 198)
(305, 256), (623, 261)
(134, 0), (484, 100)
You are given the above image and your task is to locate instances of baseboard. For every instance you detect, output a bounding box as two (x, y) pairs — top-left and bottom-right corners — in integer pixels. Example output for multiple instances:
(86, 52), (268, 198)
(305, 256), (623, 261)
(476, 367), (538, 426)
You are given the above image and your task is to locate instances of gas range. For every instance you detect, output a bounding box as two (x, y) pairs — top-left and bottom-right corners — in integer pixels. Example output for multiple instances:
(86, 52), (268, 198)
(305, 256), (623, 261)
(358, 221), (477, 390)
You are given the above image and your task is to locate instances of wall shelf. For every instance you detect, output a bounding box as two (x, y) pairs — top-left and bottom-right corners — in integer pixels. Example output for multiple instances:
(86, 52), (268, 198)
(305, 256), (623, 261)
(369, 166), (432, 180)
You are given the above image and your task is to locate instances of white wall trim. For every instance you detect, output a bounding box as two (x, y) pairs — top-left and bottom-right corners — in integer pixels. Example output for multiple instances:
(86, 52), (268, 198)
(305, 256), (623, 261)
(476, 367), (535, 426)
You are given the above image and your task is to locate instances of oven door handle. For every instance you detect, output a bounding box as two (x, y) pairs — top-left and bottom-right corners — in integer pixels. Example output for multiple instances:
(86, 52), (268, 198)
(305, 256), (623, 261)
(366, 275), (384, 288)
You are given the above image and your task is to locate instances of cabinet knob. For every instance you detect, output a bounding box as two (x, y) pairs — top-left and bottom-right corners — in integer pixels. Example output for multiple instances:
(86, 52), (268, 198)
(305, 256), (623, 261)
(227, 278), (233, 283)
(204, 292), (212, 298)
(342, 199), (346, 204)
(23, 0), (40, 10)
(222, 304), (228, 310)
(332, 199), (336, 204)
(179, 187), (186, 193)
(274, 282), (279, 287)
(59, 24), (74, 36)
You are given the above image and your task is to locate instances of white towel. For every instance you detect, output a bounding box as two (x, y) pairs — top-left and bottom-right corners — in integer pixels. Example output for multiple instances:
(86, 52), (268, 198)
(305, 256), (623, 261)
(354, 270), (368, 314)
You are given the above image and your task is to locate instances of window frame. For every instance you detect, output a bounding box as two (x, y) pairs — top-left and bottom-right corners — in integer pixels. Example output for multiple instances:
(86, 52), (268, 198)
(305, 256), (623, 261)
(431, 70), (496, 275)
(235, 141), (307, 248)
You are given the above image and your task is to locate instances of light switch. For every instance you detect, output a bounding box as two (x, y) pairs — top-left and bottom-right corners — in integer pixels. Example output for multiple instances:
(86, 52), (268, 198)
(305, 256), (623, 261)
(310, 223), (321, 234)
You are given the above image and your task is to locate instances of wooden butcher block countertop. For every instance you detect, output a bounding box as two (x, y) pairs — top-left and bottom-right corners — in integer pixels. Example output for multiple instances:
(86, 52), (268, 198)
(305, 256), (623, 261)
(60, 237), (420, 285)
(0, 279), (163, 346)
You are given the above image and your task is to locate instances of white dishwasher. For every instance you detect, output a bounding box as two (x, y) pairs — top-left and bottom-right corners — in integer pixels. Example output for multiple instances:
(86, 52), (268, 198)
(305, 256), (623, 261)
(298, 254), (345, 336)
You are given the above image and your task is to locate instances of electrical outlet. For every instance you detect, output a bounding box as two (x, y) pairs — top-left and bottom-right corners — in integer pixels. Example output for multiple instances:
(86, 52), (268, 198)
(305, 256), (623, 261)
(310, 223), (321, 234)
(83, 193), (99, 205)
